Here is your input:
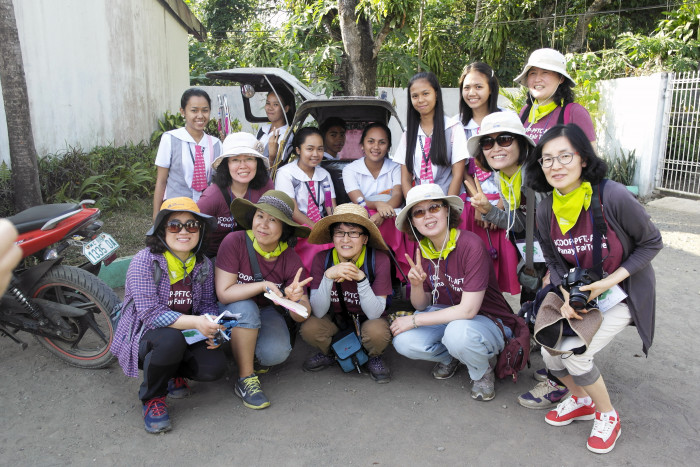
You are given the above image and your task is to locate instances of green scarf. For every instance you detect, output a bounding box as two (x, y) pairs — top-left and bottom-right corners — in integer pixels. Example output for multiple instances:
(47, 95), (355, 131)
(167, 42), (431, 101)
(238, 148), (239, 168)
(246, 230), (288, 259)
(552, 181), (592, 234)
(163, 250), (196, 285)
(420, 228), (458, 260)
(499, 166), (523, 210)
(528, 100), (558, 124)
(332, 245), (366, 268)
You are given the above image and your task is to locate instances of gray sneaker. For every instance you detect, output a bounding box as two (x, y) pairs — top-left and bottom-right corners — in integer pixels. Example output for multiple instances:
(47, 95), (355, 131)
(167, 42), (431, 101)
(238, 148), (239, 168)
(471, 366), (495, 401)
(234, 374), (270, 409)
(432, 357), (460, 380)
(366, 355), (391, 383)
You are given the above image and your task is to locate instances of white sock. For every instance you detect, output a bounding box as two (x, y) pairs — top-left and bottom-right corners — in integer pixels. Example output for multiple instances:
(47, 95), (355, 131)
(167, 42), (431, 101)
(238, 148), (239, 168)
(575, 395), (593, 406)
(602, 409), (617, 418)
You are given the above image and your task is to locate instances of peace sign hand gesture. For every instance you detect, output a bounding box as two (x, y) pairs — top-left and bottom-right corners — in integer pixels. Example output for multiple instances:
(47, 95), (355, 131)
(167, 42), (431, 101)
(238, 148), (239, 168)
(468, 177), (492, 215)
(284, 267), (313, 303)
(404, 247), (428, 287)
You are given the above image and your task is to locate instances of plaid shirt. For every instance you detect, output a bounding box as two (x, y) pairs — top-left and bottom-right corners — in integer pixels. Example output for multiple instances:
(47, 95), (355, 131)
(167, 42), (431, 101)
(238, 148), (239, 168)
(110, 248), (217, 377)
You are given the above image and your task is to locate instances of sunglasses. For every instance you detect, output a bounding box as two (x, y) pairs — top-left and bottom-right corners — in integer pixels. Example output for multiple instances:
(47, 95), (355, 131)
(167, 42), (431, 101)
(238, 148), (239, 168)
(479, 134), (516, 151)
(411, 203), (445, 219)
(166, 219), (201, 233)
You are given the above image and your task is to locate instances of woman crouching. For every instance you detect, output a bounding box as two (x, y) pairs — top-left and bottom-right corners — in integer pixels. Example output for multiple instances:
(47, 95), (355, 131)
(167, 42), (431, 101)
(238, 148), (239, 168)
(111, 197), (224, 434)
(300, 203), (393, 382)
(390, 184), (514, 401)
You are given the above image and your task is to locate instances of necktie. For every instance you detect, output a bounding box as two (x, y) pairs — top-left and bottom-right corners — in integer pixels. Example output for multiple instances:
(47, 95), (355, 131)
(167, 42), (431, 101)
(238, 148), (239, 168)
(419, 135), (434, 184)
(306, 182), (322, 223)
(191, 144), (207, 191)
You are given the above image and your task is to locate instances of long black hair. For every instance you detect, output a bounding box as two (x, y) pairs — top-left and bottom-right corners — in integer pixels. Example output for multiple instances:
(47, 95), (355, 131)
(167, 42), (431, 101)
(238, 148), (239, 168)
(146, 212), (211, 263)
(213, 158), (269, 191)
(405, 72), (449, 176)
(458, 62), (500, 126)
(525, 124), (607, 193)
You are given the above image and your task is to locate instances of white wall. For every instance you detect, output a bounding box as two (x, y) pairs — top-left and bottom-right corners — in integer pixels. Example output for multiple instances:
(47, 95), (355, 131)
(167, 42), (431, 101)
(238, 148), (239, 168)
(0, 0), (191, 164)
(597, 73), (668, 197)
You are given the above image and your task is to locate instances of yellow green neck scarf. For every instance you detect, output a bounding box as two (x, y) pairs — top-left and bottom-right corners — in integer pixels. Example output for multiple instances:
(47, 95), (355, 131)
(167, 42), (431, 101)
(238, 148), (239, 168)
(528, 100), (558, 124)
(499, 166), (523, 210)
(247, 230), (288, 259)
(163, 250), (196, 285)
(552, 181), (593, 234)
(332, 245), (366, 268)
(420, 228), (458, 260)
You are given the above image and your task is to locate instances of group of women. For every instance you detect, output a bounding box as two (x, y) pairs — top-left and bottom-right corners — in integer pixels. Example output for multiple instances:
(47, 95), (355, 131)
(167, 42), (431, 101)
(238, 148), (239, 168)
(111, 48), (662, 455)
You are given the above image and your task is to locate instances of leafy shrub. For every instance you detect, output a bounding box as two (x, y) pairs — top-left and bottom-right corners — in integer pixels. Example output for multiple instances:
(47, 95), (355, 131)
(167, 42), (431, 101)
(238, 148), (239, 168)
(604, 148), (637, 186)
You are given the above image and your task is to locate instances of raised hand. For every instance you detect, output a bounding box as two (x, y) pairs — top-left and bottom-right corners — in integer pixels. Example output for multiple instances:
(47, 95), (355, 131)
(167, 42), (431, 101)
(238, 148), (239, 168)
(469, 177), (491, 215)
(404, 247), (428, 287)
(284, 267), (312, 302)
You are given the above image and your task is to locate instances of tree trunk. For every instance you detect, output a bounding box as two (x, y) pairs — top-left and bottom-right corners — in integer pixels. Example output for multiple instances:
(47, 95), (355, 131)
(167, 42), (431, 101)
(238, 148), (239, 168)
(338, 0), (377, 96)
(568, 0), (613, 53)
(0, 0), (42, 211)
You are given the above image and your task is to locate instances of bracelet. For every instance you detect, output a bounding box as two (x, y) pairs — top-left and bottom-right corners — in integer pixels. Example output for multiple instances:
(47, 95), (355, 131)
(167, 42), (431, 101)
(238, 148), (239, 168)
(412, 315), (418, 329)
(357, 275), (368, 284)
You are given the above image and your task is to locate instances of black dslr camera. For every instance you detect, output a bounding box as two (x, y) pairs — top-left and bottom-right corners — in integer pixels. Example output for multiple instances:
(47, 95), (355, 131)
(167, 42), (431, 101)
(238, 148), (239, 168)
(562, 267), (599, 310)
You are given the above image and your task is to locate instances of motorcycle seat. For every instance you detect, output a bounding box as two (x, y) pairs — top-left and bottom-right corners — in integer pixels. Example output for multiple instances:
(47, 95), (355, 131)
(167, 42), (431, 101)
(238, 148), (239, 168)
(8, 203), (81, 234)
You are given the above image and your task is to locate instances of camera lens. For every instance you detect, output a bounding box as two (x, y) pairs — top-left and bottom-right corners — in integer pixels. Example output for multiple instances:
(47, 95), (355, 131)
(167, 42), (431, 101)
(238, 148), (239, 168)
(568, 286), (590, 310)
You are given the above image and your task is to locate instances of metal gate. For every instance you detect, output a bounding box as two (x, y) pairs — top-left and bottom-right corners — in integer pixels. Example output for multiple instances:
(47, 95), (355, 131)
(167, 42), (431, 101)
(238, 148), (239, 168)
(657, 71), (700, 197)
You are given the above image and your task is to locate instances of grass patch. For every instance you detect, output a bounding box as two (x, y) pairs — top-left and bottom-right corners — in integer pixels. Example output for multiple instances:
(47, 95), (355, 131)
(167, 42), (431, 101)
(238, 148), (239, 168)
(101, 197), (153, 257)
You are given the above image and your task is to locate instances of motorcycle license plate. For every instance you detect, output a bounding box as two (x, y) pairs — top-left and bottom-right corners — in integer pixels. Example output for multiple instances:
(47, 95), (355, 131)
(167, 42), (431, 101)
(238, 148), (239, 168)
(83, 233), (119, 265)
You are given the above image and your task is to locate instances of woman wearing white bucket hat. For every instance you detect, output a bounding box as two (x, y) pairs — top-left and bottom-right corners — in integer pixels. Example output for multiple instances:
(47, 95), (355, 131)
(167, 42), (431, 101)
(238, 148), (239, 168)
(514, 48), (596, 147)
(197, 132), (274, 258)
(390, 183), (516, 401)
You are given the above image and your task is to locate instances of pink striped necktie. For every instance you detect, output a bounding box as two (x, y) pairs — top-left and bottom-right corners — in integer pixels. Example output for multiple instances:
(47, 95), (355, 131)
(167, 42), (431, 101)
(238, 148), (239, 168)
(419, 135), (434, 184)
(191, 144), (208, 191)
(306, 182), (322, 223)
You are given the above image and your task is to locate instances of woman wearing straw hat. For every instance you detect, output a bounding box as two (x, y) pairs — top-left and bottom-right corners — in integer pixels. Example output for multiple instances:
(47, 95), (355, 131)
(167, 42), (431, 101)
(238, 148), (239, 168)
(391, 184), (515, 401)
(215, 190), (312, 409)
(111, 197), (224, 434)
(197, 132), (274, 258)
(514, 48), (596, 147)
(299, 203), (394, 382)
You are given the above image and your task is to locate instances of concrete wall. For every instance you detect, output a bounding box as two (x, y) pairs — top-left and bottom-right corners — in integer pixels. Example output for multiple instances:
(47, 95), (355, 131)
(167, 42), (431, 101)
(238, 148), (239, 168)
(597, 73), (668, 197)
(0, 0), (191, 165)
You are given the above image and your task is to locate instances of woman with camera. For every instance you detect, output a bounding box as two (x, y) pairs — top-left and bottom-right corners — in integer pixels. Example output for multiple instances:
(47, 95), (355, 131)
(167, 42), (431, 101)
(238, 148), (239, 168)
(524, 124), (662, 454)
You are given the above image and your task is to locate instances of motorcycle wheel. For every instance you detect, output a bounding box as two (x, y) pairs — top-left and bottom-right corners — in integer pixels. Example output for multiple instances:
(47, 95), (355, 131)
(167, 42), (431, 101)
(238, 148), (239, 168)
(30, 265), (119, 369)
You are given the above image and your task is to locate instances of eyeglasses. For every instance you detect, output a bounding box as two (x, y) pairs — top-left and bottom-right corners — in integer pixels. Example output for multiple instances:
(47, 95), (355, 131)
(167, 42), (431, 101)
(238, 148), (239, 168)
(166, 220), (201, 233)
(333, 230), (365, 239)
(479, 134), (516, 151)
(411, 203), (445, 219)
(538, 153), (577, 168)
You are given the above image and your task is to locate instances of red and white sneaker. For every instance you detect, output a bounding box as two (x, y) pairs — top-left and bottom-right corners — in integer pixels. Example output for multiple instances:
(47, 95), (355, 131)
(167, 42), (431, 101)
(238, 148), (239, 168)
(545, 395), (596, 426)
(587, 411), (621, 454)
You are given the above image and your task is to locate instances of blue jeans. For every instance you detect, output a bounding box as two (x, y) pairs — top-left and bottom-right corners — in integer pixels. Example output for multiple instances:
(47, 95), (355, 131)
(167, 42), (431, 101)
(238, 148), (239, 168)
(392, 306), (509, 380)
(219, 299), (292, 366)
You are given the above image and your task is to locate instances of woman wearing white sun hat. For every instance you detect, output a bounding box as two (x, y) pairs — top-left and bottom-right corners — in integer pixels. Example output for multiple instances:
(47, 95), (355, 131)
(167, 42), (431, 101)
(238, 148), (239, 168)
(390, 183), (515, 401)
(514, 48), (596, 147)
(197, 132), (274, 258)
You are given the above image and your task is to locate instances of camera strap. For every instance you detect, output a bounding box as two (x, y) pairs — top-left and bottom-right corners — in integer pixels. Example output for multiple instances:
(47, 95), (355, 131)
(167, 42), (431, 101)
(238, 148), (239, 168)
(590, 181), (607, 280)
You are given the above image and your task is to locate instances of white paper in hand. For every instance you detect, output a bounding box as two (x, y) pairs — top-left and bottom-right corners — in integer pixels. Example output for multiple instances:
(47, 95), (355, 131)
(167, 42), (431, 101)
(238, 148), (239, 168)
(264, 293), (308, 318)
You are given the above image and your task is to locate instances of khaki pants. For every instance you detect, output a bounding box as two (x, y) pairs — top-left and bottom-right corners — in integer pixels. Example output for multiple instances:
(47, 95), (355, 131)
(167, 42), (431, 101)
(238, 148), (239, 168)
(300, 314), (391, 357)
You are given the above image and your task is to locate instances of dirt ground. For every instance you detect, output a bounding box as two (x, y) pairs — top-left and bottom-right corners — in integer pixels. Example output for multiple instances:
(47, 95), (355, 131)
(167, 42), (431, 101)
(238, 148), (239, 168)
(1, 196), (699, 466)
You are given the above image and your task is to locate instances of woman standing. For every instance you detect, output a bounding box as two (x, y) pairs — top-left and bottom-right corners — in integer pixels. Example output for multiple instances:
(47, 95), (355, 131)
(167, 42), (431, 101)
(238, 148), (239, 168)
(197, 132), (274, 258)
(390, 184), (515, 401)
(153, 89), (222, 220)
(257, 87), (296, 165)
(393, 72), (467, 198)
(215, 191), (312, 410)
(514, 48), (595, 146)
(112, 198), (224, 434)
(524, 124), (662, 453)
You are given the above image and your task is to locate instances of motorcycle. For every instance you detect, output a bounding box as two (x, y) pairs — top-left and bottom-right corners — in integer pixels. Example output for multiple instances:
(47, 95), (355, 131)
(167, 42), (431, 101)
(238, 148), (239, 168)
(1, 200), (120, 368)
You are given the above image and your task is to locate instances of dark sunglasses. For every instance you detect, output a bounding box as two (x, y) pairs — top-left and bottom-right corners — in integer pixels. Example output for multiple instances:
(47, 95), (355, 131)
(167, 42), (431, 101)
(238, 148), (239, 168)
(479, 133), (516, 151)
(166, 219), (201, 233)
(411, 203), (445, 219)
